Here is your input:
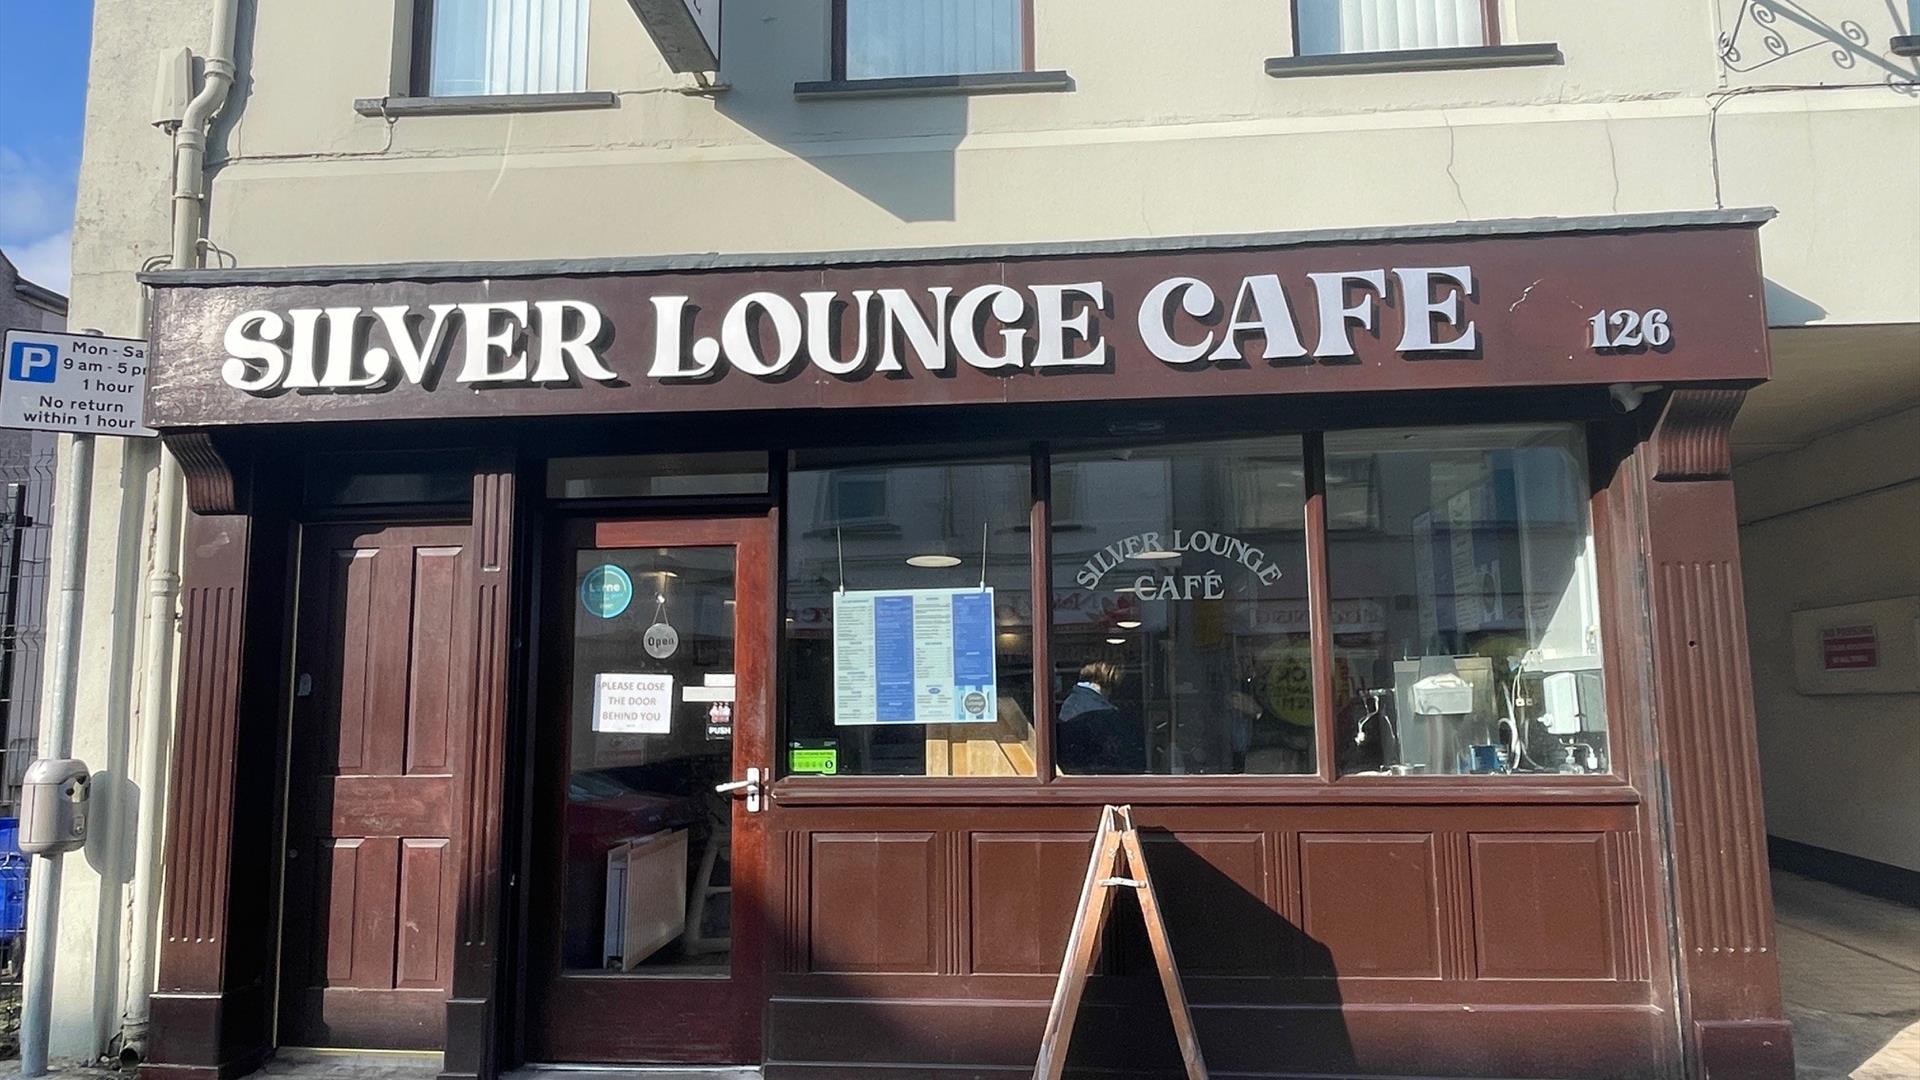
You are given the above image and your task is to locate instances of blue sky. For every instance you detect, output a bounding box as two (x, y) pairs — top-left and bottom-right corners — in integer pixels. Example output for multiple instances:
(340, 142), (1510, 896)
(0, 0), (94, 295)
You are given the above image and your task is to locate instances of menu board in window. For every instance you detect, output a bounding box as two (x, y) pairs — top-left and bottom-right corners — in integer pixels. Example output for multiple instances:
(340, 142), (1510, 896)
(832, 587), (998, 725)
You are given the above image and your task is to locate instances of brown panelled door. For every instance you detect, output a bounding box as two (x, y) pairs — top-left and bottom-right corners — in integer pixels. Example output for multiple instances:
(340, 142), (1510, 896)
(527, 515), (773, 1064)
(280, 523), (475, 1049)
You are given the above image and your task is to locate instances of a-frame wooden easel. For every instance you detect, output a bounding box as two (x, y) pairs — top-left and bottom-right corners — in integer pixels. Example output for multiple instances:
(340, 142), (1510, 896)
(1032, 804), (1208, 1080)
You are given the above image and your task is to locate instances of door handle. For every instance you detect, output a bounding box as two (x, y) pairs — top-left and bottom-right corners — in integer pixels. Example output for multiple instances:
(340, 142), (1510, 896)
(714, 766), (765, 813)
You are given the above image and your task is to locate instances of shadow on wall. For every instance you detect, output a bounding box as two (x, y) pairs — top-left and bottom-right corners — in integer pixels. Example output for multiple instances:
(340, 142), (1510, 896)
(712, 1), (967, 225)
(1761, 279), (1829, 329)
(760, 824), (1355, 1075)
(1088, 829), (1356, 1077)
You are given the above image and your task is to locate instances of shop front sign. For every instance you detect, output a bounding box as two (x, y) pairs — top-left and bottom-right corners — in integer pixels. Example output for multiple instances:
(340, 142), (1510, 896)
(214, 267), (1482, 395)
(143, 217), (1772, 427)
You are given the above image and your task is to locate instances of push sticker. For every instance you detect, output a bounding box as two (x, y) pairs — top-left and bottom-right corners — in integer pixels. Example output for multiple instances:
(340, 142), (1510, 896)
(580, 564), (634, 619)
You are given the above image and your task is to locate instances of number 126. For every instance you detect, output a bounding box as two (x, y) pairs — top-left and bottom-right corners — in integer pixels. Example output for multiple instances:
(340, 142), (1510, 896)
(1590, 309), (1671, 350)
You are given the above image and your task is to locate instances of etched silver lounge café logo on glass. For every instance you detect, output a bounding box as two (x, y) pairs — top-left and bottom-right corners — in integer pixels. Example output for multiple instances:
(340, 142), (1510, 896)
(1077, 530), (1287, 601)
(216, 265), (1482, 395)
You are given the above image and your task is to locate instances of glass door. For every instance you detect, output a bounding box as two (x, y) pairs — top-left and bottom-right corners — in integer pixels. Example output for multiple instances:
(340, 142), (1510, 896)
(527, 515), (773, 1064)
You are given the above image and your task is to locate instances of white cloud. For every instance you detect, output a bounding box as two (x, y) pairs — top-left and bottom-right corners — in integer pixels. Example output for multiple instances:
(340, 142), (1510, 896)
(0, 147), (77, 245)
(8, 230), (73, 295)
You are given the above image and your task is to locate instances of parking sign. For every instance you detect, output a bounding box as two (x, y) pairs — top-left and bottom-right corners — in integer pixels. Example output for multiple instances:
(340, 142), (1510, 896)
(0, 330), (156, 437)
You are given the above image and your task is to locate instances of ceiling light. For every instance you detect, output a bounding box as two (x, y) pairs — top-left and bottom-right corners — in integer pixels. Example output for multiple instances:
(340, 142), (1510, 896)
(906, 554), (963, 568)
(1105, 637), (1127, 645)
(1116, 620), (1142, 629)
(1135, 550), (1180, 560)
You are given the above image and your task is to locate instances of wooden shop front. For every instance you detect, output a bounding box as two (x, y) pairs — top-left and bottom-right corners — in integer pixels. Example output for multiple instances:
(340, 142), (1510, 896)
(138, 210), (1793, 1080)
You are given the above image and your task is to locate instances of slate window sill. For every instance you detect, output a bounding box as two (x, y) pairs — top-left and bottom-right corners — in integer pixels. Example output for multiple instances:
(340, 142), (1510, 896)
(1265, 42), (1563, 78)
(1892, 35), (1920, 58)
(353, 91), (619, 117)
(795, 70), (1074, 100)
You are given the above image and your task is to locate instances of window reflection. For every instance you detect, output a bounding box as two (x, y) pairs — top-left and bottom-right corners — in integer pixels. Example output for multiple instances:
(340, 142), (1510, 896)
(844, 0), (1025, 79)
(1326, 425), (1610, 777)
(784, 453), (1035, 777)
(1049, 437), (1312, 775)
(562, 547), (736, 975)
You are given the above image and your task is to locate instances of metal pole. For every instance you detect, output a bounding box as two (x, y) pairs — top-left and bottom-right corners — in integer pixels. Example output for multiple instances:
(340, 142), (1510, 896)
(19, 431), (96, 1077)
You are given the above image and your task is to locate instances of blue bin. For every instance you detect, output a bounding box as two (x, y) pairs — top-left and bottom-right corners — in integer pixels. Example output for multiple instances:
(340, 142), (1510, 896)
(0, 816), (27, 938)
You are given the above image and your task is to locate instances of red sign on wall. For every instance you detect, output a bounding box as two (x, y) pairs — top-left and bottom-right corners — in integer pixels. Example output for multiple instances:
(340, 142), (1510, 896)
(1820, 624), (1880, 671)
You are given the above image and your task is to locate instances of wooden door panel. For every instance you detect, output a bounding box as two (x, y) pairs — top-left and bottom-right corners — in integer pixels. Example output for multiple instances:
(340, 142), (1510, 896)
(345, 836), (401, 991)
(397, 838), (452, 988)
(321, 839), (366, 985)
(281, 523), (473, 1050)
(290, 987), (446, 1051)
(401, 545), (464, 774)
(324, 547), (378, 773)
(327, 775), (452, 836)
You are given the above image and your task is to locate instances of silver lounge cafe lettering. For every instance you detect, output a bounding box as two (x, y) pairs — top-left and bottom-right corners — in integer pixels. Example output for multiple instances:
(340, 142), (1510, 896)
(219, 266), (1479, 394)
(1079, 529), (1290, 601)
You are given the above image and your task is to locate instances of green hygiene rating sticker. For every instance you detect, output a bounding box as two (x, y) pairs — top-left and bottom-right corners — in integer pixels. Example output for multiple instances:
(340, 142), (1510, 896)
(580, 564), (634, 619)
(789, 746), (839, 775)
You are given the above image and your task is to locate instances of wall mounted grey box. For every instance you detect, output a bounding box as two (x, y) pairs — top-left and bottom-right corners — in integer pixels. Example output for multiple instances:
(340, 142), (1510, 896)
(19, 757), (89, 855)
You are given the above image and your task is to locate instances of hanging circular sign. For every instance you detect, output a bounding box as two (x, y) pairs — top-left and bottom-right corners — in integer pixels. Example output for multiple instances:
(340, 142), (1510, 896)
(644, 621), (681, 659)
(580, 564), (634, 620)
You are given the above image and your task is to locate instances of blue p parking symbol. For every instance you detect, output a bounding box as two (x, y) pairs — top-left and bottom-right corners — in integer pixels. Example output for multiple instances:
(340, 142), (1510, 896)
(7, 341), (58, 385)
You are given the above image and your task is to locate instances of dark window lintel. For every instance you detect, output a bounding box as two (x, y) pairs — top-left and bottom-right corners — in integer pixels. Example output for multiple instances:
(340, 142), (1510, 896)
(795, 69), (1074, 101)
(352, 91), (619, 117)
(1265, 42), (1563, 79)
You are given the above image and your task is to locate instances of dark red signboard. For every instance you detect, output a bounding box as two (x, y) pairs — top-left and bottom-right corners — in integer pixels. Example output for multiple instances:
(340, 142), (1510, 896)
(1820, 624), (1880, 671)
(141, 214), (1772, 429)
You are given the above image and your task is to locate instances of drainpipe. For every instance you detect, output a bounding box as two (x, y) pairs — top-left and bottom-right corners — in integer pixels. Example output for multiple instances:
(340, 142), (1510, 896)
(115, 0), (240, 1065)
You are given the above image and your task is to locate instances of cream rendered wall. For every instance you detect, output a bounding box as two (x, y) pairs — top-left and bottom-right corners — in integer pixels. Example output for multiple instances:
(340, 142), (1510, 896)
(1736, 407), (1920, 873)
(184, 1), (1920, 324)
(47, 0), (208, 1063)
(48, 0), (1920, 1065)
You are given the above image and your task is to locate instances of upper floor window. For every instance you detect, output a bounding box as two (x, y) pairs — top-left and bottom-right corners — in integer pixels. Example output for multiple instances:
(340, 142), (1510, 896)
(837, 0), (1031, 80)
(1294, 0), (1493, 56)
(417, 0), (589, 96)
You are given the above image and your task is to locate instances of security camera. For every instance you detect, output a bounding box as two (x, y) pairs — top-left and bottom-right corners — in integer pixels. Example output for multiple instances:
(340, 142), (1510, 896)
(1608, 383), (1662, 413)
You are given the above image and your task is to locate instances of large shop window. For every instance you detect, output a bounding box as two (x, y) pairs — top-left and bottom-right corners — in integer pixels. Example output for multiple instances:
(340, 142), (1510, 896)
(418, 0), (589, 96)
(1325, 425), (1610, 777)
(1294, 0), (1491, 56)
(840, 0), (1028, 79)
(775, 425), (1610, 783)
(1050, 438), (1312, 775)
(785, 452), (1036, 777)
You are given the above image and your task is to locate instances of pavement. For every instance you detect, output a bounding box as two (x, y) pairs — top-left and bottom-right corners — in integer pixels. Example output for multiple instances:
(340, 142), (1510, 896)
(5, 870), (1914, 1079)
(1774, 870), (1920, 1080)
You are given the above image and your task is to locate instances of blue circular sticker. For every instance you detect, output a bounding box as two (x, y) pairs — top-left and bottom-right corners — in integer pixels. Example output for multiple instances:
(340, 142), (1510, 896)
(580, 564), (634, 619)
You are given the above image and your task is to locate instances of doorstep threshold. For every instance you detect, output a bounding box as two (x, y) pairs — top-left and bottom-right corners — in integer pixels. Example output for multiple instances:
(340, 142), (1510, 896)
(514, 1060), (760, 1068)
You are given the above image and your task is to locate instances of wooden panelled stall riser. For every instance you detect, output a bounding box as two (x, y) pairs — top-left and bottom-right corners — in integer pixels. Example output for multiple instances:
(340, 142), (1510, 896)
(760, 802), (1673, 1079)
